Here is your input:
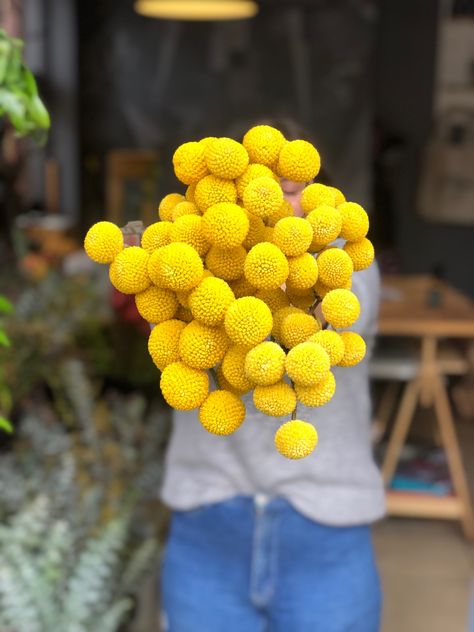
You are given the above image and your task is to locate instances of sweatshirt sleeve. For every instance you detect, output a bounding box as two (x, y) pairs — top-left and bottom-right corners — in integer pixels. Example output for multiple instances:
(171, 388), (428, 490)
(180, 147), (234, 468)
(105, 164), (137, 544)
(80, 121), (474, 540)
(347, 260), (381, 339)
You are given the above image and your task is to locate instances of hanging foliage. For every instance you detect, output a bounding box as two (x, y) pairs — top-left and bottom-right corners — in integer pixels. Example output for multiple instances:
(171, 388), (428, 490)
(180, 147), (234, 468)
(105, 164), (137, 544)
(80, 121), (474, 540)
(0, 29), (50, 144)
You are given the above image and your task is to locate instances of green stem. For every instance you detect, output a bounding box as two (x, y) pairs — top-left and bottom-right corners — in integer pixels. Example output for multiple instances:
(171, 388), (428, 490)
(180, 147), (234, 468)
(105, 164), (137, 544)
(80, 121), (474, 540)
(309, 296), (321, 317)
(290, 379), (297, 420)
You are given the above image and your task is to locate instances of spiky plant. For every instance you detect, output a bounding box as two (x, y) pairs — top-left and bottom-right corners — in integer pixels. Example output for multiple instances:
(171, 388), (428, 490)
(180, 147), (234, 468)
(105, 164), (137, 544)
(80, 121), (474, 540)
(0, 496), (158, 632)
(0, 358), (169, 631)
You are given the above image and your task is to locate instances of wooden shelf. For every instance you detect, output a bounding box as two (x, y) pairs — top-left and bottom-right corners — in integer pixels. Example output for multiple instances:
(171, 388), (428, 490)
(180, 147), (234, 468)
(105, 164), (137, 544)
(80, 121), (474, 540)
(386, 490), (463, 520)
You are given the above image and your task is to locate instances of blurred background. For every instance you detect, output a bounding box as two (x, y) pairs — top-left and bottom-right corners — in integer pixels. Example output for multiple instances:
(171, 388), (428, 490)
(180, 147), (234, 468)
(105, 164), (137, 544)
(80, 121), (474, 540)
(0, 0), (474, 630)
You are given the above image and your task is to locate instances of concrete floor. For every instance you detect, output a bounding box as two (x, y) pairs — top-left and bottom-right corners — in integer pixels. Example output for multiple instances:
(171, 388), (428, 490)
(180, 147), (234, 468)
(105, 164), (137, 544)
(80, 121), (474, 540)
(374, 518), (473, 632)
(373, 416), (474, 632)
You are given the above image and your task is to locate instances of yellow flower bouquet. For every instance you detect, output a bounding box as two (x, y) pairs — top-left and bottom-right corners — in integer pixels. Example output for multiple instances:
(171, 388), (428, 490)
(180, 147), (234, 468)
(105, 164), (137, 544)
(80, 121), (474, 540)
(84, 125), (374, 460)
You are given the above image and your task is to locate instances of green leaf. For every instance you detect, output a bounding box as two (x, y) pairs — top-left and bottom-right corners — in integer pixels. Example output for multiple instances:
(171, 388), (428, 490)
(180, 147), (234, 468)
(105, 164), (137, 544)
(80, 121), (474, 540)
(0, 330), (11, 347)
(4, 44), (22, 84)
(0, 296), (13, 313)
(0, 416), (13, 433)
(0, 384), (12, 413)
(0, 88), (28, 135)
(0, 41), (11, 84)
(28, 94), (50, 129)
(23, 68), (38, 97)
(0, 31), (50, 143)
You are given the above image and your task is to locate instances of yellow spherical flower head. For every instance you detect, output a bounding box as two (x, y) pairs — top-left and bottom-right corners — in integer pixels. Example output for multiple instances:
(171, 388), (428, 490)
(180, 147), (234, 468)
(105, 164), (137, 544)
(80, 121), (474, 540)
(159, 193), (185, 221)
(343, 238), (375, 272)
(285, 281), (316, 297)
(176, 304), (193, 322)
(243, 176), (283, 219)
(286, 287), (316, 310)
(171, 201), (201, 222)
(160, 361), (209, 410)
(275, 420), (318, 459)
(176, 269), (213, 307)
(242, 211), (266, 250)
(135, 286), (178, 324)
(172, 141), (208, 185)
(205, 137), (249, 180)
(176, 270), (213, 309)
(236, 163), (277, 199)
(287, 253), (319, 290)
(306, 206), (342, 249)
(199, 390), (246, 435)
(148, 319), (186, 370)
(185, 184), (196, 203)
(141, 221), (172, 253)
(244, 341), (286, 386)
(295, 371), (336, 407)
(222, 345), (255, 392)
(194, 174), (237, 212)
(109, 260), (119, 288)
(244, 242), (289, 290)
(206, 245), (247, 281)
(271, 306), (303, 340)
(199, 136), (218, 149)
(216, 364), (248, 396)
(313, 278), (330, 299)
(255, 287), (290, 312)
(242, 125), (286, 166)
(308, 330), (345, 365)
(202, 203), (249, 249)
(317, 248), (353, 289)
(84, 221), (124, 264)
(277, 140), (321, 183)
(224, 296), (273, 347)
(338, 202), (369, 241)
(285, 341), (330, 386)
(267, 199), (295, 227)
(189, 276), (235, 326)
(327, 186), (346, 206)
(253, 381), (296, 417)
(228, 275), (257, 298)
(179, 321), (229, 370)
(301, 183), (337, 214)
(314, 276), (351, 299)
(279, 312), (320, 349)
(263, 226), (274, 242)
(322, 289), (360, 329)
(170, 214), (210, 258)
(338, 332), (366, 367)
(272, 217), (313, 257)
(175, 289), (190, 309)
(111, 246), (151, 294)
(149, 243), (203, 292)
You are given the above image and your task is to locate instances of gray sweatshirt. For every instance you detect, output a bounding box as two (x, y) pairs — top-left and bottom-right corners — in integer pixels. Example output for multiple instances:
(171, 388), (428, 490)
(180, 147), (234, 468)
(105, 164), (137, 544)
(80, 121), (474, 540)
(160, 262), (385, 526)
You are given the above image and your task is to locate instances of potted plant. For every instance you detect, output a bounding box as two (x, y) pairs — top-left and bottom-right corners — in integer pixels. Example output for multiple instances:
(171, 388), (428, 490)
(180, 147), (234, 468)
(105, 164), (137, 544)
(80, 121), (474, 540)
(0, 28), (50, 143)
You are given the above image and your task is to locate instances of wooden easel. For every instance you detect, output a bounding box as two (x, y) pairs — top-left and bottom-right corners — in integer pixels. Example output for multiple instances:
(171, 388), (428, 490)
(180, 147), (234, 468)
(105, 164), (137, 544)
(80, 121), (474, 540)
(377, 276), (474, 539)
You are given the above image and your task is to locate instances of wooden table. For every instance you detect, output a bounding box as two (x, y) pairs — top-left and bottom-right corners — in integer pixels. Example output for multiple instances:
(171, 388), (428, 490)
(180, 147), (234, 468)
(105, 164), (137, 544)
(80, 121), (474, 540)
(377, 274), (474, 538)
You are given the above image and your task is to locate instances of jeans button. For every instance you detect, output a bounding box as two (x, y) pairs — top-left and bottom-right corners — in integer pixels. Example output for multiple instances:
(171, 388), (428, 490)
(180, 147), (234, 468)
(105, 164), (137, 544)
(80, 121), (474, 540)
(255, 493), (269, 508)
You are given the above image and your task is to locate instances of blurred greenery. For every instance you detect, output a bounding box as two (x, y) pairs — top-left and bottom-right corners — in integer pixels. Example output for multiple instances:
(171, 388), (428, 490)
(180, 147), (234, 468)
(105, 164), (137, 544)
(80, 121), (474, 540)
(0, 246), (168, 628)
(0, 294), (13, 433)
(0, 29), (50, 143)
(0, 265), (159, 420)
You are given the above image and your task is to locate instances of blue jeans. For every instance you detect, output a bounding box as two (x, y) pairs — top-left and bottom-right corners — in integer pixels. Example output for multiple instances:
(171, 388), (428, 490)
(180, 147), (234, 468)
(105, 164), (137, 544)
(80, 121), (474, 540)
(161, 496), (382, 632)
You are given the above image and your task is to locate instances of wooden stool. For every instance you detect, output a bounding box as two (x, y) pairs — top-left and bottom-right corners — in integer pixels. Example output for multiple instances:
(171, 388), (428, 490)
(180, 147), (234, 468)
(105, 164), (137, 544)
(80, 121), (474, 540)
(371, 336), (474, 538)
